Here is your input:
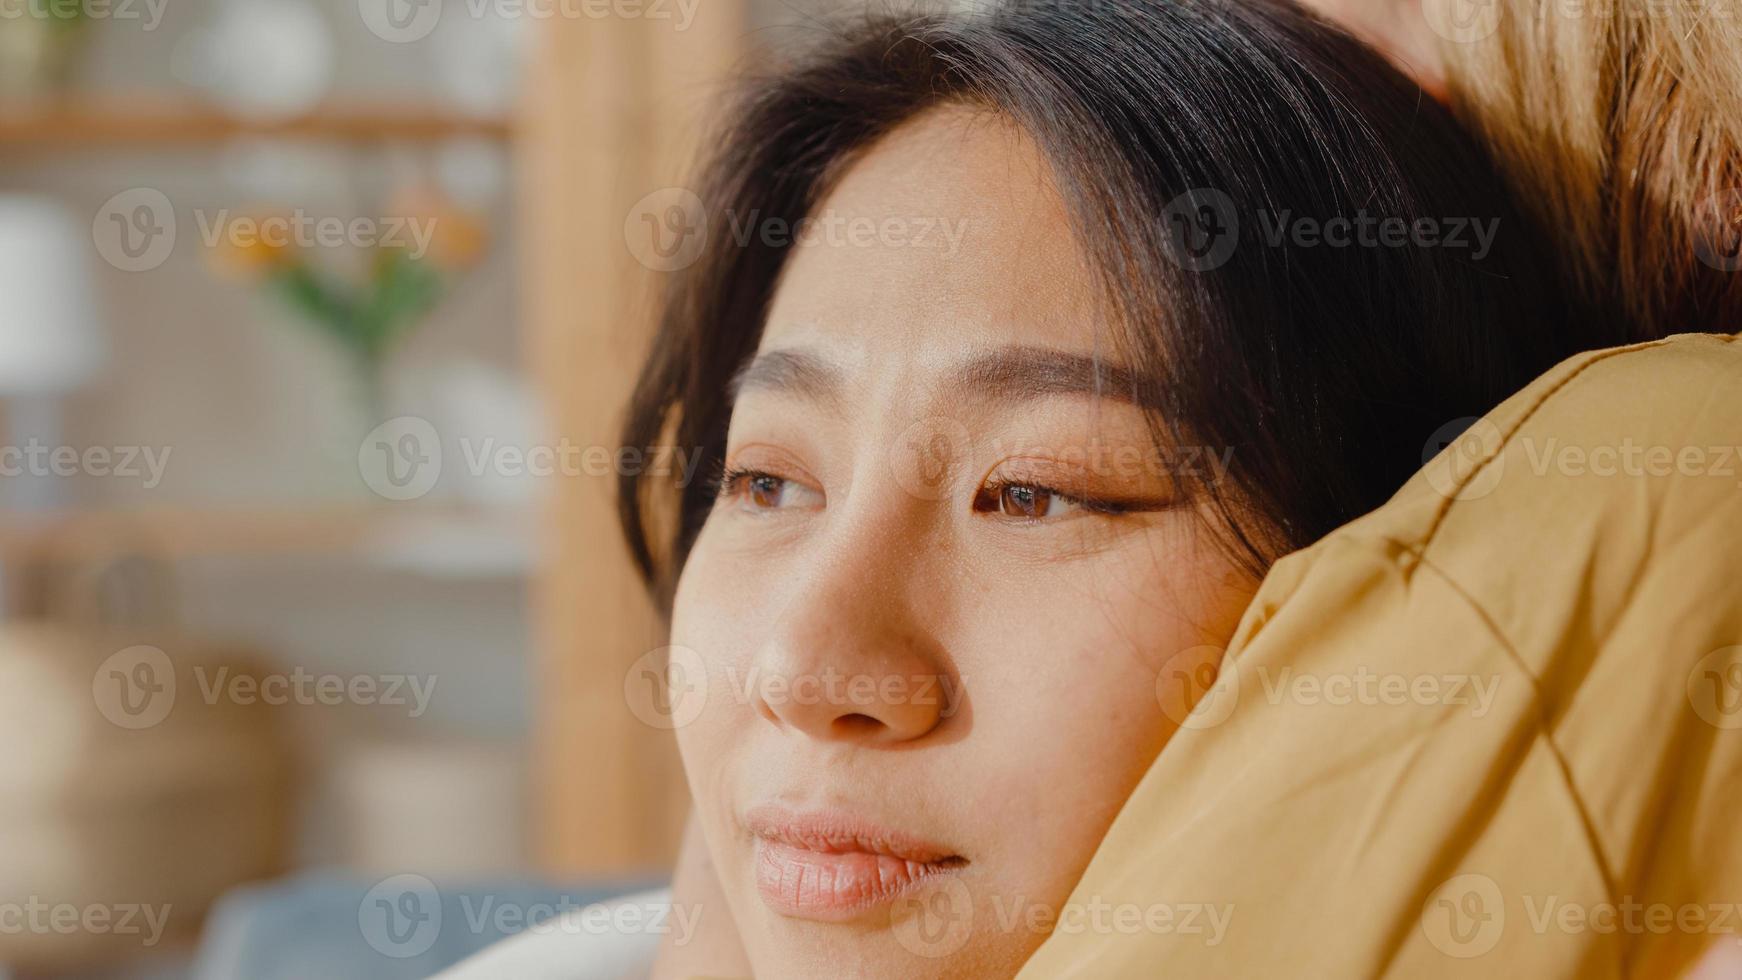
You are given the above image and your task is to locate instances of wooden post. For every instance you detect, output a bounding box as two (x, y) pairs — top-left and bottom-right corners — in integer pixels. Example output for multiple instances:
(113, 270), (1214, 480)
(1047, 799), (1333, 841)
(519, 2), (746, 875)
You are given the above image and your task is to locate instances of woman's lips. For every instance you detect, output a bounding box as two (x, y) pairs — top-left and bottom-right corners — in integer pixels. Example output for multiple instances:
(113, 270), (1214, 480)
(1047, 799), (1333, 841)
(747, 806), (966, 922)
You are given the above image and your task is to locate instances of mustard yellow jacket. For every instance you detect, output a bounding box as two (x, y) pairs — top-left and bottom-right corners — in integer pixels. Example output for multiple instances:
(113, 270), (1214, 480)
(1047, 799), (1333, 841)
(1018, 334), (1742, 979)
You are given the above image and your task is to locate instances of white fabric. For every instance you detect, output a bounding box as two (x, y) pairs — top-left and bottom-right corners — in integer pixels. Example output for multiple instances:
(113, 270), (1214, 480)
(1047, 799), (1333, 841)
(431, 887), (669, 980)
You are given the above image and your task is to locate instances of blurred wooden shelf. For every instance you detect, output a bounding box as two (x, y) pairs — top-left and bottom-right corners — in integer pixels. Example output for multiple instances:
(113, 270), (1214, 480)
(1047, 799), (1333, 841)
(0, 505), (534, 578)
(0, 100), (515, 150)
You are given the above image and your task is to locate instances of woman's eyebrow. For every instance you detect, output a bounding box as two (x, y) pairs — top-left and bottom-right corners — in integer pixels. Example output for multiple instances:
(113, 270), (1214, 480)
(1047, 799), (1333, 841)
(731, 344), (1151, 408)
(730, 347), (846, 409)
(951, 346), (1151, 407)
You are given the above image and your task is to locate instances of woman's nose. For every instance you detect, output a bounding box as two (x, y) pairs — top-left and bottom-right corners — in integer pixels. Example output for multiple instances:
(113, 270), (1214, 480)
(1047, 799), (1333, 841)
(749, 556), (954, 745)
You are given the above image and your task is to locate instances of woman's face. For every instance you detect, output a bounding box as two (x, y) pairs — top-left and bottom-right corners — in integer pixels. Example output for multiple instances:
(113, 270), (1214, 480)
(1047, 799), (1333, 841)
(668, 108), (1257, 978)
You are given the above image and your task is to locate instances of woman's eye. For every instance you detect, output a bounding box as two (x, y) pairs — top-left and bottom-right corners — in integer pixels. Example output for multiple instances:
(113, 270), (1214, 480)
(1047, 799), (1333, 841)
(720, 469), (822, 512)
(746, 474), (790, 509)
(979, 482), (1123, 521)
(996, 483), (1074, 519)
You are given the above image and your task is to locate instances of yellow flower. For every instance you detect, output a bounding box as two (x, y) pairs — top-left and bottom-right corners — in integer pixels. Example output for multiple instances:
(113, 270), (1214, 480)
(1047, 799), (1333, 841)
(388, 184), (489, 270)
(206, 210), (298, 280)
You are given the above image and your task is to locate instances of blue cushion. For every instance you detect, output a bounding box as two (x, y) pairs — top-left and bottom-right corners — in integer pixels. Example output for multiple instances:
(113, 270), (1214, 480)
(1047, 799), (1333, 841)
(191, 870), (662, 980)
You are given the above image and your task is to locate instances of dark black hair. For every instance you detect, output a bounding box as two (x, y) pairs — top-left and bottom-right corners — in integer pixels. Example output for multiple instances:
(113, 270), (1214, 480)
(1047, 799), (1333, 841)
(619, 0), (1615, 603)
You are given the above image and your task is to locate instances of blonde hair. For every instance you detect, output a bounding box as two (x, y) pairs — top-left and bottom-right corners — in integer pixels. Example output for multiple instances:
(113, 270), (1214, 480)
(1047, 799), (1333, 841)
(1435, 0), (1742, 336)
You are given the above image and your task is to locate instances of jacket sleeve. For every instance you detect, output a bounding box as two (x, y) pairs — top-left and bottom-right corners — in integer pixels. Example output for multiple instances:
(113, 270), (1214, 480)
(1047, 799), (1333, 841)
(1016, 333), (1742, 979)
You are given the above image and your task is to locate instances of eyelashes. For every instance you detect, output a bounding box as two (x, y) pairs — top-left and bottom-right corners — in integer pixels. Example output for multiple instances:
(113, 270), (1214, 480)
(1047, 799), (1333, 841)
(715, 465), (1139, 522)
(715, 465), (824, 512)
(974, 479), (1131, 520)
(716, 466), (784, 506)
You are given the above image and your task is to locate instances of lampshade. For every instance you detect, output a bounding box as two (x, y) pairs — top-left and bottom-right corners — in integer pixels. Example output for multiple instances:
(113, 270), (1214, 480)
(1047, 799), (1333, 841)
(0, 195), (107, 394)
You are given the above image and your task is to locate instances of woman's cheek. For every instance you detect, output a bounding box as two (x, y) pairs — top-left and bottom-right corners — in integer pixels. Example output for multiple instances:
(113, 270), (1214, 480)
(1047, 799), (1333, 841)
(667, 540), (763, 808)
(954, 548), (1244, 902)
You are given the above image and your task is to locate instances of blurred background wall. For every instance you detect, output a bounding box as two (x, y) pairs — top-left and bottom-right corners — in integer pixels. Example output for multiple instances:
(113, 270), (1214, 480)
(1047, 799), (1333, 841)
(0, 0), (880, 976)
(2, 1), (982, 975)
(3, 0), (534, 913)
